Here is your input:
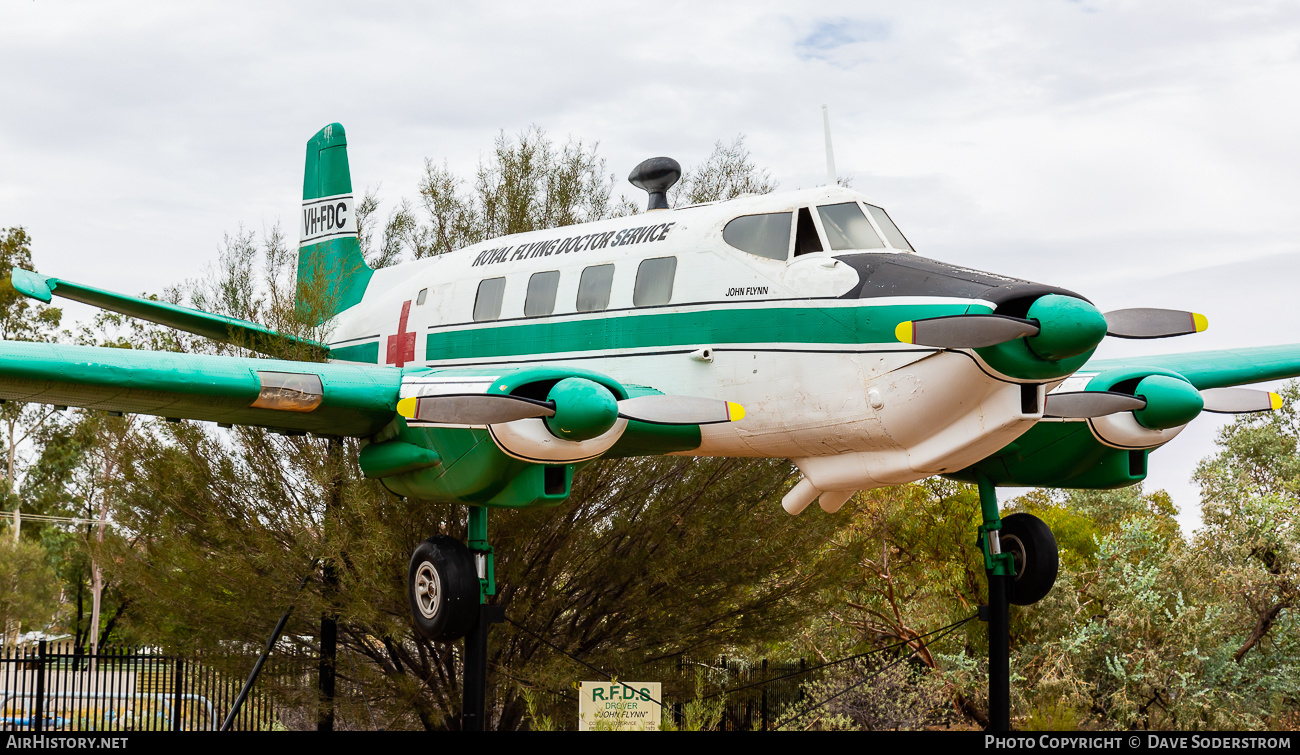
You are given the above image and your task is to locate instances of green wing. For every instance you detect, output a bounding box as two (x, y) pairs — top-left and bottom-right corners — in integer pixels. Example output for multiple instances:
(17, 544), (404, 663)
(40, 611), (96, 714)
(955, 343), (1300, 490)
(0, 340), (399, 437)
(1085, 343), (1300, 389)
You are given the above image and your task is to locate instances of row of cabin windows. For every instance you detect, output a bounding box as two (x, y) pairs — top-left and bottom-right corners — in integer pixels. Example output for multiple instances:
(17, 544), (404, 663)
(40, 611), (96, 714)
(473, 256), (678, 322)
(722, 201), (913, 261)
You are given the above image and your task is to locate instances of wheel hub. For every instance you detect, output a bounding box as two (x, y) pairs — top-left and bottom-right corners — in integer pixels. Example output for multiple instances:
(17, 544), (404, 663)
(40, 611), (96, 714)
(1003, 534), (1027, 581)
(414, 560), (441, 619)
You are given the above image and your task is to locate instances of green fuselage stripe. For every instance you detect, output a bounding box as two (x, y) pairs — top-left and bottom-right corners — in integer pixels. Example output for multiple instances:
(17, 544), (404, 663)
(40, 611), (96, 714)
(424, 302), (976, 360)
(331, 341), (379, 364)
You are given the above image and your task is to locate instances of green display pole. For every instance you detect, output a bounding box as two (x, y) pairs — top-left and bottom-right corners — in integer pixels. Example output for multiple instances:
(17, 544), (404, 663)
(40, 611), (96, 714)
(977, 474), (1013, 732)
(462, 507), (503, 731)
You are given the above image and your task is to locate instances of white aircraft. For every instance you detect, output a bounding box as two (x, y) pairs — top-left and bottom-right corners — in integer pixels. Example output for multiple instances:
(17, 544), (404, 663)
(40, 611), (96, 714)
(5, 123), (1296, 643)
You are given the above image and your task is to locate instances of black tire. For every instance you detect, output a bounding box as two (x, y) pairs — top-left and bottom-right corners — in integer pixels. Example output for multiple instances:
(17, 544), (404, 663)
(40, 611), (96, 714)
(408, 536), (480, 642)
(1000, 513), (1059, 606)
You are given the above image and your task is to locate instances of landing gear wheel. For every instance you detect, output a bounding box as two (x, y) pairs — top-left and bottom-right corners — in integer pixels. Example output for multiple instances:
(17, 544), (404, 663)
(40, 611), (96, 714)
(408, 536), (480, 642)
(1000, 513), (1058, 606)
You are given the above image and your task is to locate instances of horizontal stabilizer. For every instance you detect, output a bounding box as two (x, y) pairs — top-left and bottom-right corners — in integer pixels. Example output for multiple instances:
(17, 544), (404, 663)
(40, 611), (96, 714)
(11, 268), (328, 359)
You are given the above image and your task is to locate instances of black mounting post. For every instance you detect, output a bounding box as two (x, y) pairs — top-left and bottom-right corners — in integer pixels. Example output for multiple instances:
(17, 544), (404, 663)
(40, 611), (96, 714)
(977, 474), (1012, 732)
(462, 505), (502, 731)
(462, 604), (506, 731)
(318, 437), (344, 732)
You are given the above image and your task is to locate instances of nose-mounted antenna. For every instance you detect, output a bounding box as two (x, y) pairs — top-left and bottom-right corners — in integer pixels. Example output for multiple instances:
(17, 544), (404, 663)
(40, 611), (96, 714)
(628, 157), (681, 211)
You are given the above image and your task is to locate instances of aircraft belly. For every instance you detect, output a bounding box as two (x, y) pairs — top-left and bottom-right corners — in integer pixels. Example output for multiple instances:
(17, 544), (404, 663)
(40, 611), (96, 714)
(787, 352), (1039, 491)
(695, 349), (927, 457)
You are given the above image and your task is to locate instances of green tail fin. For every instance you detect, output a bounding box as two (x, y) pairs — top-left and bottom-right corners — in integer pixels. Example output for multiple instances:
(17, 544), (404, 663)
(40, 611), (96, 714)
(297, 123), (373, 325)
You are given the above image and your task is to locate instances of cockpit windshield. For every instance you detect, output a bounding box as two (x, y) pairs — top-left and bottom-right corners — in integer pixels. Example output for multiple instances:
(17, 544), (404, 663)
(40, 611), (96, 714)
(863, 204), (913, 251)
(817, 202), (884, 251)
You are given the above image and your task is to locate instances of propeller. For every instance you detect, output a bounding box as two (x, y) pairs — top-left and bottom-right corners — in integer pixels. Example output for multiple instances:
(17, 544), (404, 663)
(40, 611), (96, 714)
(1043, 391), (1147, 418)
(1044, 386), (1281, 420)
(617, 394), (745, 425)
(397, 392), (744, 427)
(397, 394), (554, 425)
(896, 305), (1207, 350)
(895, 315), (1039, 349)
(1200, 387), (1284, 414)
(1103, 309), (1208, 340)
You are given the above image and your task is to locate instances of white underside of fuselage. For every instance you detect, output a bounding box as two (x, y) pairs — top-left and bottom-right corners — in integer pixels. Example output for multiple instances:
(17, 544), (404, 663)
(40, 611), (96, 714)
(417, 343), (1040, 491)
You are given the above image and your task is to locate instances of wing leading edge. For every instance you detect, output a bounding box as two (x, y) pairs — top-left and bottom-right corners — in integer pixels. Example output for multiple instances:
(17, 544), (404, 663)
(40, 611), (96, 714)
(0, 340), (399, 437)
(1084, 343), (1300, 390)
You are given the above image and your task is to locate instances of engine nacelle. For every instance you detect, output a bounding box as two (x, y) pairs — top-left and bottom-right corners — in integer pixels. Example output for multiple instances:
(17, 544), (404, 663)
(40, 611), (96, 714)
(1085, 369), (1202, 450)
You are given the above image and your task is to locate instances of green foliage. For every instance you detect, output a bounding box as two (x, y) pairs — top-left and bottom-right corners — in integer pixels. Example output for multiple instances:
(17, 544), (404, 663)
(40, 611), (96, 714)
(520, 687), (557, 731)
(0, 536), (60, 638)
(373, 126), (616, 261)
(670, 136), (776, 207)
(0, 227), (63, 342)
(666, 670), (725, 731)
(779, 660), (954, 731)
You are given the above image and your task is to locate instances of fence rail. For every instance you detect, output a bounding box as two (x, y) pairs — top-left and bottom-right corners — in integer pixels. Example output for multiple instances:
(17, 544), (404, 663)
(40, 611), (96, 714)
(0, 641), (304, 732)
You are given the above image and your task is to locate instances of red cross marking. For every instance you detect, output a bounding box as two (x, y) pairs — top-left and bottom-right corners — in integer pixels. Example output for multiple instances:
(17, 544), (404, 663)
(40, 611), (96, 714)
(386, 300), (416, 367)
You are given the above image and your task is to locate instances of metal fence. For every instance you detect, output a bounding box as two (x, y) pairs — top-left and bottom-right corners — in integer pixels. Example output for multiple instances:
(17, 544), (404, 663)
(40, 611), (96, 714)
(0, 641), (306, 732)
(617, 654), (815, 731)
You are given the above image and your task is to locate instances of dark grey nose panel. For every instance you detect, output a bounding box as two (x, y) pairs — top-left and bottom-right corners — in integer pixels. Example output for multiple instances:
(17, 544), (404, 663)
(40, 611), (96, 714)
(834, 253), (1086, 317)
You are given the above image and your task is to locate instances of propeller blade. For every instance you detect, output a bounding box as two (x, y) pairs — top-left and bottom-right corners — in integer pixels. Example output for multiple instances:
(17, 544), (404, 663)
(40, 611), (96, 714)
(1104, 308), (1208, 339)
(895, 314), (1040, 349)
(1044, 391), (1148, 418)
(617, 395), (745, 425)
(1200, 387), (1284, 414)
(397, 394), (555, 425)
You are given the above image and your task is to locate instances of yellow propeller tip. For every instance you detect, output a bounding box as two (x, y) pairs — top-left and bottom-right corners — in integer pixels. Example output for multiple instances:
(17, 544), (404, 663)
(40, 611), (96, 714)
(895, 321), (915, 344)
(727, 402), (746, 422)
(1192, 313), (1208, 332)
(397, 397), (417, 418)
(1271, 392), (1284, 411)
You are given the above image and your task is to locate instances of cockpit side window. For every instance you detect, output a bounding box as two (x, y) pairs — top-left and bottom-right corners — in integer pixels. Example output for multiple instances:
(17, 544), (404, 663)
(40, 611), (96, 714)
(863, 204), (914, 251)
(794, 208), (824, 256)
(818, 202), (885, 251)
(722, 212), (792, 261)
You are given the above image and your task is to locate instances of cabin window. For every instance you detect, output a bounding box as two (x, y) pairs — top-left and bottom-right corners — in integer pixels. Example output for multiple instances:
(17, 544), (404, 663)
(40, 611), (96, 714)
(722, 212), (792, 261)
(576, 264), (614, 312)
(864, 204), (914, 251)
(818, 202), (885, 251)
(634, 257), (677, 306)
(794, 207), (824, 256)
(473, 277), (506, 321)
(525, 271), (560, 317)
(416, 288), (428, 305)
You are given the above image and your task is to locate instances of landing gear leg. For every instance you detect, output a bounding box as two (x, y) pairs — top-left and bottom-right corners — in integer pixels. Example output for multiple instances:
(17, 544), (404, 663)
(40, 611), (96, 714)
(976, 475), (1013, 732)
(406, 506), (503, 730)
(975, 475), (1060, 733)
(461, 506), (504, 732)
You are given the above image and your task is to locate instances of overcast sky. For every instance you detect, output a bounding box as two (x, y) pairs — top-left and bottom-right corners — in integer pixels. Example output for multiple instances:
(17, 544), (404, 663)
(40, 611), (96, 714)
(4, 1), (1299, 531)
